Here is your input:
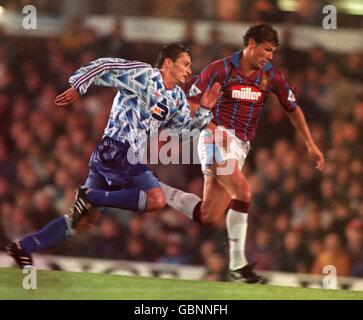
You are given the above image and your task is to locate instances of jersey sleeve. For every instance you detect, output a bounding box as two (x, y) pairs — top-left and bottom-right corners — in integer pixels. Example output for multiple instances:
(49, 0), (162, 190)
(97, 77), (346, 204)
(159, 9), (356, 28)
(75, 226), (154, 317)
(69, 58), (151, 95)
(164, 88), (213, 135)
(271, 67), (298, 112)
(185, 59), (227, 104)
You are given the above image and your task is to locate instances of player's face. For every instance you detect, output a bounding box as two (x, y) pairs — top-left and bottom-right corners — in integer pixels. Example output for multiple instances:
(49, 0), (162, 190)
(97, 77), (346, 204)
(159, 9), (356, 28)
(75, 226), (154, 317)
(251, 41), (277, 69)
(169, 52), (192, 85)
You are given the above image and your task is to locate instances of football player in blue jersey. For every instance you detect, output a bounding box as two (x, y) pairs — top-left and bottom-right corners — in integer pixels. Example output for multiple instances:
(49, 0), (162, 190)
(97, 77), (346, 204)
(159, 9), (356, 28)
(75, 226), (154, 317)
(7, 44), (221, 268)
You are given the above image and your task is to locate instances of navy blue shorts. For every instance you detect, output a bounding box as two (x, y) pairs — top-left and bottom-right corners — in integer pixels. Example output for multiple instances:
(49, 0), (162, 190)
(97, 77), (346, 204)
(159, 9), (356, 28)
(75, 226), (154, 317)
(84, 137), (159, 191)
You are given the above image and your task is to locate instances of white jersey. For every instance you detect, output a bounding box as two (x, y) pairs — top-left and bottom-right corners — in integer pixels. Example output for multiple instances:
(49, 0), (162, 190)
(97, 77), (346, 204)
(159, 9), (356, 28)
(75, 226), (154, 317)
(69, 58), (213, 155)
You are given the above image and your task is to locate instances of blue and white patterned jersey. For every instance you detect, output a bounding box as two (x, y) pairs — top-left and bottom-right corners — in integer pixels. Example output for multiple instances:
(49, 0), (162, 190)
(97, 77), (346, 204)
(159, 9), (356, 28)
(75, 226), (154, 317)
(69, 58), (213, 155)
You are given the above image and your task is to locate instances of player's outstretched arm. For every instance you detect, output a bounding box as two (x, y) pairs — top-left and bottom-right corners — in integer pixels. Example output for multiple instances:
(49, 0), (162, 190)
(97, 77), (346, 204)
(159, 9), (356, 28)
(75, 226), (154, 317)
(55, 87), (80, 107)
(199, 82), (222, 109)
(69, 58), (150, 95)
(287, 106), (325, 171)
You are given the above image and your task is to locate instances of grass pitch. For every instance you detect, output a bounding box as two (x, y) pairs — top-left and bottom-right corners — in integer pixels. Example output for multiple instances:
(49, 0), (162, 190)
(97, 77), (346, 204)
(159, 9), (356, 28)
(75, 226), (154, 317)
(1, 267), (362, 300)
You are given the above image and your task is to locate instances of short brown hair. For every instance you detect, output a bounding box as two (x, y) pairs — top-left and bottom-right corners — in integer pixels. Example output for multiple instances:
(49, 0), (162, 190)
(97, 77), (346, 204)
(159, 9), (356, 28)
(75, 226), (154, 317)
(243, 24), (279, 48)
(155, 44), (191, 69)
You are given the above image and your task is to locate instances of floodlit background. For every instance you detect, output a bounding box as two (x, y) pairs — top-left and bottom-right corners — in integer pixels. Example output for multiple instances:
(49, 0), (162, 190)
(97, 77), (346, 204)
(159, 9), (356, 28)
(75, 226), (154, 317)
(0, 0), (362, 284)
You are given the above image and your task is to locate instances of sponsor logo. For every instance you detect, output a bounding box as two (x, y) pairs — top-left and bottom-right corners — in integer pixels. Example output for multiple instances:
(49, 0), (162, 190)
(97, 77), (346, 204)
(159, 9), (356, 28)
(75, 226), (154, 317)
(259, 75), (269, 91)
(231, 85), (262, 101)
(288, 89), (296, 102)
(188, 83), (202, 97)
(152, 105), (165, 117)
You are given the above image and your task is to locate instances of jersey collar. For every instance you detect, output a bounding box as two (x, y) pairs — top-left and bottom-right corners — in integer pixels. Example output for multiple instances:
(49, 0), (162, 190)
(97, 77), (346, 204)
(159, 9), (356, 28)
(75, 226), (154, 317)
(231, 50), (243, 69)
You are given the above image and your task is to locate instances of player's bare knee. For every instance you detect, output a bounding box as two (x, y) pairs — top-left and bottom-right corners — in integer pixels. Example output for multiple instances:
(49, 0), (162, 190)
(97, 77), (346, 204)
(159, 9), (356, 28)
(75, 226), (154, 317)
(146, 189), (166, 212)
(156, 193), (166, 209)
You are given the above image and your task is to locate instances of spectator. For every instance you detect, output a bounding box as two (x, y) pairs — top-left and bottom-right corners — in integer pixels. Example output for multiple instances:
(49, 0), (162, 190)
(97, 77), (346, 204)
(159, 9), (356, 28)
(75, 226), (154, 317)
(250, 0), (284, 23)
(85, 216), (125, 259)
(275, 230), (307, 273)
(345, 219), (363, 277)
(29, 188), (60, 229)
(122, 236), (148, 261)
(248, 227), (274, 270)
(216, 0), (241, 21)
(287, 0), (324, 25)
(202, 252), (228, 281)
(312, 233), (351, 277)
(158, 233), (191, 265)
(96, 20), (134, 59)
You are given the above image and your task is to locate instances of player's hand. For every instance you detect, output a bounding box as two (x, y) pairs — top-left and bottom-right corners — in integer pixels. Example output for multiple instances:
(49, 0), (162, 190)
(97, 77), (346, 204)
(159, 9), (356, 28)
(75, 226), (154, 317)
(307, 143), (325, 171)
(55, 87), (80, 107)
(199, 82), (222, 109)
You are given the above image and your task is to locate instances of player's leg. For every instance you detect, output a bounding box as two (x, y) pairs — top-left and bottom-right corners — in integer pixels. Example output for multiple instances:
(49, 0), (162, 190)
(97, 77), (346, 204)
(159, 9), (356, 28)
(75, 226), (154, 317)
(214, 159), (265, 283)
(160, 174), (230, 224)
(198, 170), (264, 283)
(6, 166), (107, 268)
(201, 171), (264, 283)
(83, 187), (147, 211)
(195, 174), (230, 225)
(6, 165), (109, 268)
(214, 159), (251, 269)
(10, 168), (164, 264)
(79, 138), (165, 214)
(159, 128), (228, 222)
(7, 168), (164, 269)
(68, 170), (165, 229)
(81, 171), (165, 214)
(159, 181), (202, 220)
(206, 125), (264, 283)
(7, 214), (72, 266)
(132, 170), (165, 212)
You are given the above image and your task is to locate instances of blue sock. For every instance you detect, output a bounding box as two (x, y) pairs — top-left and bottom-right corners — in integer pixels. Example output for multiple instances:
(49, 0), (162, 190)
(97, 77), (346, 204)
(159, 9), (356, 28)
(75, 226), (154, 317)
(20, 216), (71, 253)
(86, 188), (147, 212)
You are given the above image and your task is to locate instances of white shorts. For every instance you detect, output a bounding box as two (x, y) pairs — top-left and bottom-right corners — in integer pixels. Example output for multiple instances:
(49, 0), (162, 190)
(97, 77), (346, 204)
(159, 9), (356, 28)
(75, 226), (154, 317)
(197, 126), (250, 176)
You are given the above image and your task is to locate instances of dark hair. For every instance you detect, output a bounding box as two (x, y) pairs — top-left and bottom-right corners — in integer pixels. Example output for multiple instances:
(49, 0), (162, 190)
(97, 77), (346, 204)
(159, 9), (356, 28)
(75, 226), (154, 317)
(243, 24), (279, 48)
(155, 44), (191, 68)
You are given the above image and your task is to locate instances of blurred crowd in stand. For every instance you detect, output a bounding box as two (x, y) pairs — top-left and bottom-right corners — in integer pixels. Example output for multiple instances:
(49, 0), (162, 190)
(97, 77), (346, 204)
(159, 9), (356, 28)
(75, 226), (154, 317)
(0, 13), (362, 280)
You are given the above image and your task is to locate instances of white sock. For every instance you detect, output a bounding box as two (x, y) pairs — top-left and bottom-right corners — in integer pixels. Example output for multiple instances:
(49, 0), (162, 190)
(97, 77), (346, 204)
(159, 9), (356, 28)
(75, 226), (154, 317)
(226, 209), (248, 271)
(159, 182), (201, 220)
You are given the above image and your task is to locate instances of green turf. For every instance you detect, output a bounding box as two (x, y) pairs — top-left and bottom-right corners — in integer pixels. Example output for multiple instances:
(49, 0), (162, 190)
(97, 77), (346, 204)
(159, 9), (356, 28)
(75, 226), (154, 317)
(0, 267), (362, 300)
